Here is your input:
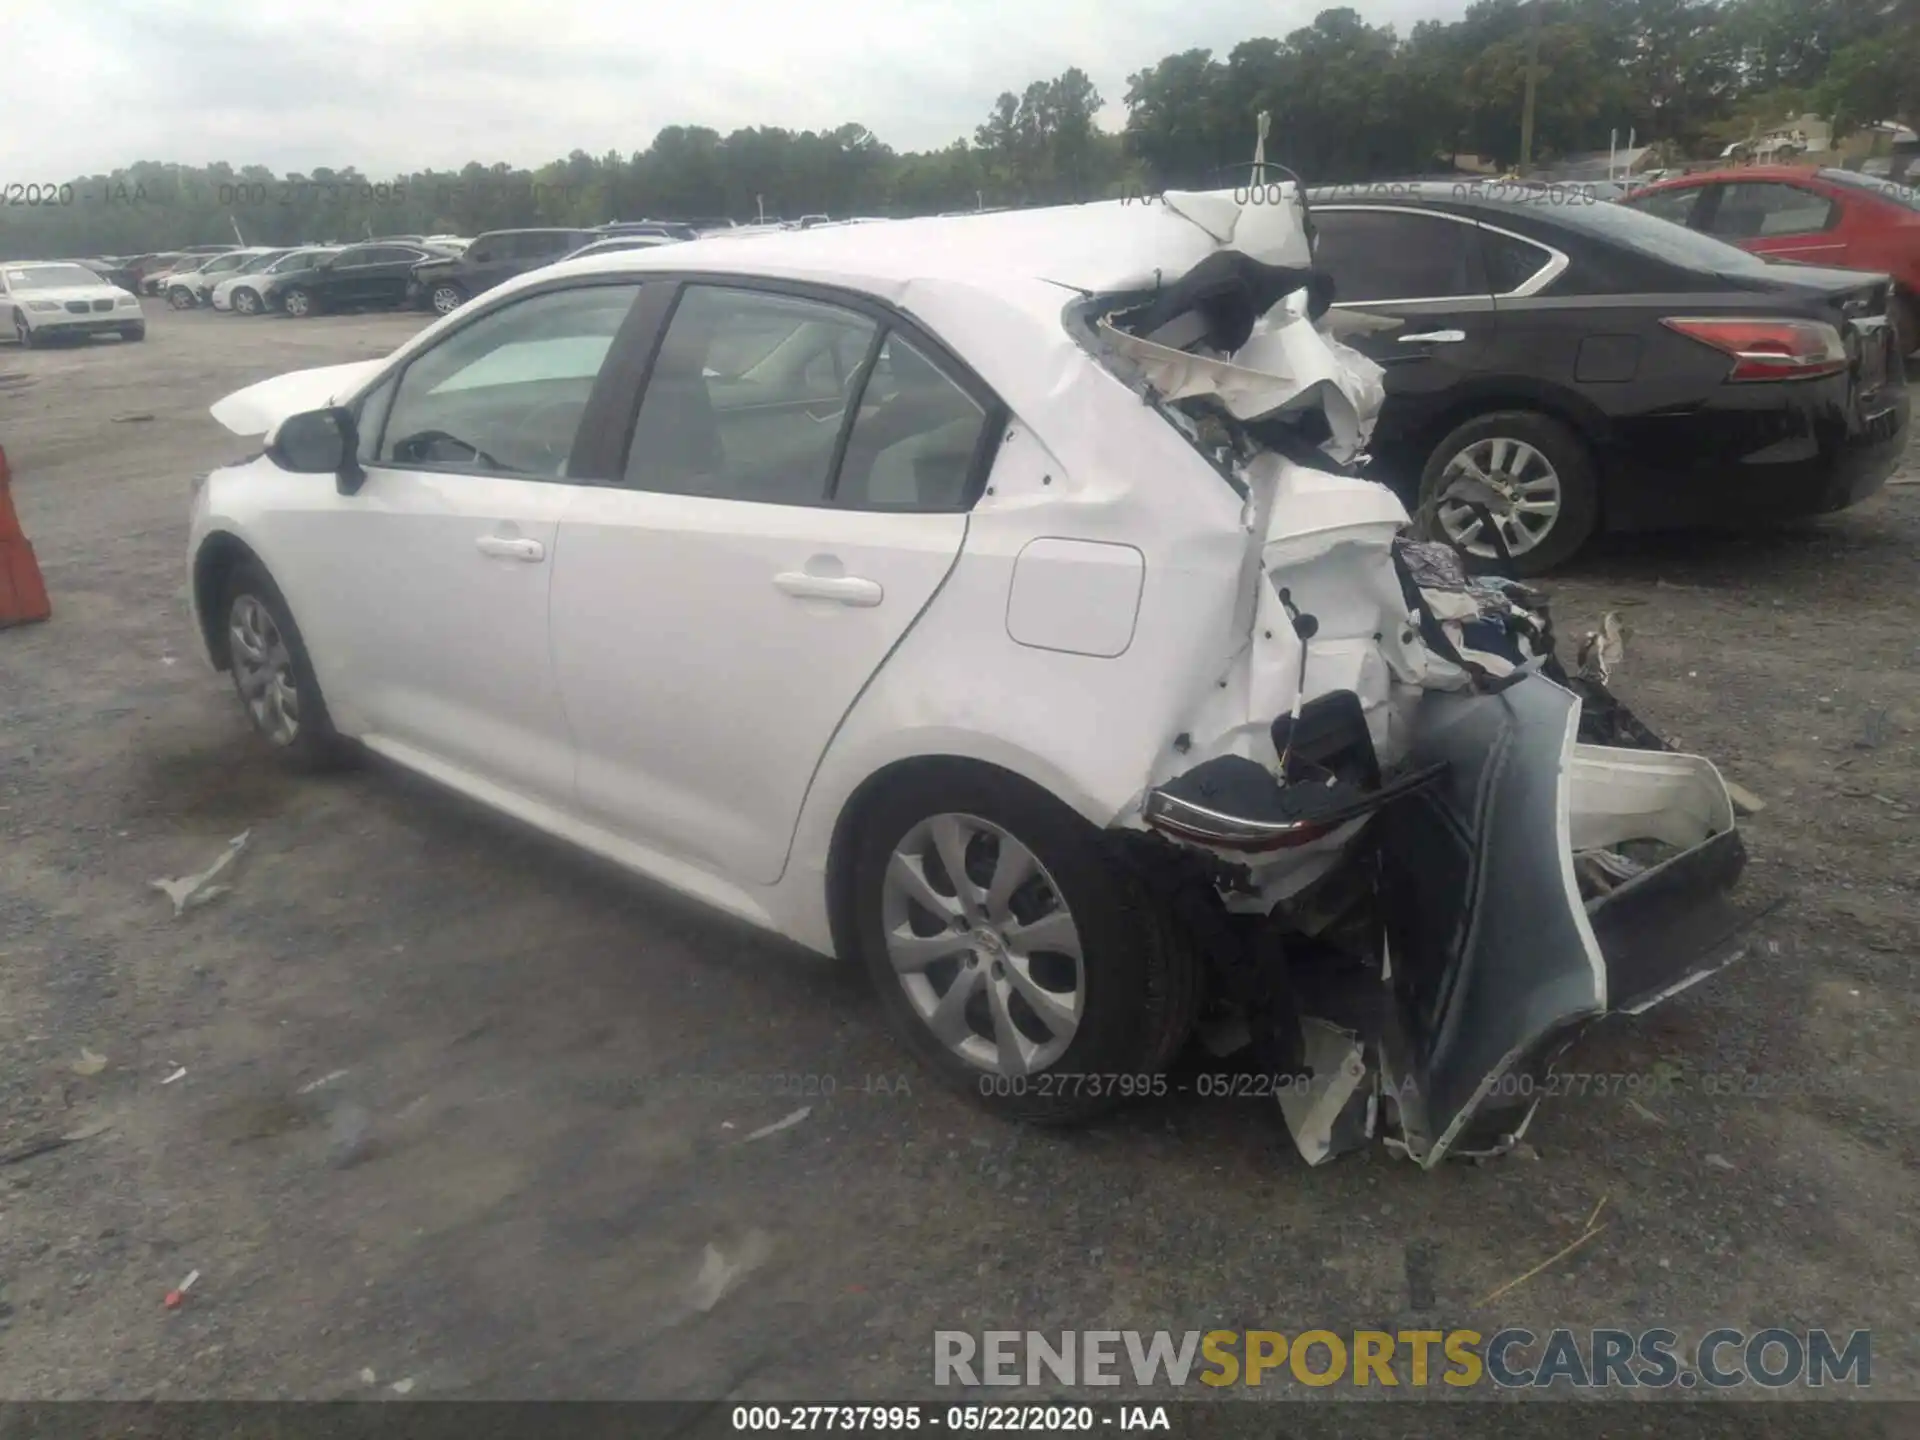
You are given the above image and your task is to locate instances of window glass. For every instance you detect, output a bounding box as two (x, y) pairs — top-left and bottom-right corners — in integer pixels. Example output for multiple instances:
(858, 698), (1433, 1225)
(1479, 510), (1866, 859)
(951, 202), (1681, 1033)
(378, 282), (641, 478)
(1820, 168), (1920, 212)
(1311, 210), (1487, 302)
(622, 285), (878, 504)
(1704, 182), (1836, 239)
(1481, 230), (1555, 294)
(1622, 186), (1700, 226)
(834, 333), (989, 510)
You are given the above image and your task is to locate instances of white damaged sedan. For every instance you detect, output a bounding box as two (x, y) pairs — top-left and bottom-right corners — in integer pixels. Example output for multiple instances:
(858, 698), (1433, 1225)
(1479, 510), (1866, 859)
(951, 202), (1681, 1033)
(188, 187), (1758, 1166)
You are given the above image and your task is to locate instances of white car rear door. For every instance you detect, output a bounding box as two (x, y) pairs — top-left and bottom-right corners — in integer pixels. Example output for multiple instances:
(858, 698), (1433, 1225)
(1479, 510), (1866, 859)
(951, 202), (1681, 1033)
(549, 280), (1003, 884)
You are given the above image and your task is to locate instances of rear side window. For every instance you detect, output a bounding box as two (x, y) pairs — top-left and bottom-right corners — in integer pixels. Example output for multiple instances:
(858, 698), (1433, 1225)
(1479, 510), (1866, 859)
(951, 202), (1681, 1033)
(623, 285), (879, 504)
(1623, 186), (1701, 226)
(621, 285), (994, 511)
(1481, 230), (1557, 295)
(1312, 210), (1488, 303)
(835, 333), (989, 510)
(1704, 182), (1838, 239)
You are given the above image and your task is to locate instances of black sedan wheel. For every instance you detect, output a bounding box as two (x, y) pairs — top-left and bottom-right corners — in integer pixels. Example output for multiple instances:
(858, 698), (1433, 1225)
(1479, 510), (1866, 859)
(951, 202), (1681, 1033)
(429, 282), (466, 316)
(1419, 410), (1599, 575)
(281, 287), (315, 318)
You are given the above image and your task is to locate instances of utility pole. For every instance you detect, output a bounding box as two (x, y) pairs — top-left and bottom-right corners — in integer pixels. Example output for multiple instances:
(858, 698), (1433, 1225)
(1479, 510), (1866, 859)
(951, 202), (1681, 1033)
(1517, 0), (1543, 177)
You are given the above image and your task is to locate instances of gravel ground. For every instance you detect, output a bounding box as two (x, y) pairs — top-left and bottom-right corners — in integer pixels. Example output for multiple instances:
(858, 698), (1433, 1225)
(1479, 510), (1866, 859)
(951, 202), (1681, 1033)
(0, 305), (1915, 1404)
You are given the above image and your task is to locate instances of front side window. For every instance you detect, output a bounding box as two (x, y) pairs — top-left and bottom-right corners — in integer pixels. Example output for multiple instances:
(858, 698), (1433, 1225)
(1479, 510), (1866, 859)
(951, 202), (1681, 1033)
(376, 282), (642, 478)
(622, 285), (880, 504)
(1704, 182), (1838, 239)
(1312, 210), (1488, 303)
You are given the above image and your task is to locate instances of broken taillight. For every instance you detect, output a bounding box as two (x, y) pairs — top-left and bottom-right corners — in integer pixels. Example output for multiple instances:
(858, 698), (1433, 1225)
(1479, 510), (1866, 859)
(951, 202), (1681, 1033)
(1660, 316), (1848, 382)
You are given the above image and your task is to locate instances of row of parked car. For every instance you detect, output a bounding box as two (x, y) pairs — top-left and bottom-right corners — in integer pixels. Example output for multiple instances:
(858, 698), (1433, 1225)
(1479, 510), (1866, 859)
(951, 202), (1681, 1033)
(32, 217), (879, 331)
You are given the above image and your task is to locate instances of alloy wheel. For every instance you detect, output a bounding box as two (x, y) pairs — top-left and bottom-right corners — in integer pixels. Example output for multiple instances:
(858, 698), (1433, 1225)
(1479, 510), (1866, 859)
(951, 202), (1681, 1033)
(431, 285), (463, 316)
(880, 813), (1084, 1077)
(1436, 436), (1563, 558)
(284, 290), (310, 317)
(229, 595), (301, 746)
(235, 289), (260, 315)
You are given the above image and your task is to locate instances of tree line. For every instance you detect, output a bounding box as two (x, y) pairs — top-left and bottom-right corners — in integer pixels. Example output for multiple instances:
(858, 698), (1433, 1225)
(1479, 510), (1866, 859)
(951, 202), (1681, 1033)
(0, 0), (1908, 259)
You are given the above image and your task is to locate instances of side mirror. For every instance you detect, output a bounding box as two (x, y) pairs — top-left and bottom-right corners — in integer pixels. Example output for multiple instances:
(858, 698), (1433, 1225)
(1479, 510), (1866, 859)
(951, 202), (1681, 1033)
(265, 406), (366, 494)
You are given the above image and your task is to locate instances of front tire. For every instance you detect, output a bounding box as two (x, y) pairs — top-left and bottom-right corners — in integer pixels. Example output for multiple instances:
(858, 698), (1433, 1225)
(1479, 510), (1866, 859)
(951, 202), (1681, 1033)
(1893, 290), (1918, 360)
(1418, 410), (1600, 575)
(121, 325), (146, 342)
(234, 287), (262, 316)
(167, 286), (196, 310)
(429, 282), (466, 316)
(221, 560), (346, 771)
(281, 287), (315, 318)
(849, 764), (1200, 1124)
(14, 311), (36, 348)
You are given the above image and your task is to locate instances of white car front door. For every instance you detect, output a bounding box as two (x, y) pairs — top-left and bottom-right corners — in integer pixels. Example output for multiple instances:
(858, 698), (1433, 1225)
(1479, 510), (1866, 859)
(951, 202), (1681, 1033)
(273, 280), (647, 807)
(549, 282), (1001, 884)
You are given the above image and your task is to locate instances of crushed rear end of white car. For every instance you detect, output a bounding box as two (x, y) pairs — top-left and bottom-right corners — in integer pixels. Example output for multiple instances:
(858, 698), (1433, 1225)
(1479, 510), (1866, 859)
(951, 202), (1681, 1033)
(1077, 190), (1763, 1168)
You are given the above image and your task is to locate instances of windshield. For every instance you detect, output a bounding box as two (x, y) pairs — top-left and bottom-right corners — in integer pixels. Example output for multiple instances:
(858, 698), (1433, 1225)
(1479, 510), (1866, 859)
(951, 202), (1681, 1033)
(6, 264), (106, 289)
(274, 250), (334, 272)
(1820, 168), (1920, 213)
(237, 251), (290, 274)
(1555, 199), (1776, 274)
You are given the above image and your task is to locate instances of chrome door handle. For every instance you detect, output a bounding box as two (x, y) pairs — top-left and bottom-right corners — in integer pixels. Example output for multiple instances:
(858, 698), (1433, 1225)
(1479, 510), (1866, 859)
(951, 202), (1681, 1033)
(1397, 329), (1467, 344)
(773, 572), (883, 606)
(476, 535), (545, 562)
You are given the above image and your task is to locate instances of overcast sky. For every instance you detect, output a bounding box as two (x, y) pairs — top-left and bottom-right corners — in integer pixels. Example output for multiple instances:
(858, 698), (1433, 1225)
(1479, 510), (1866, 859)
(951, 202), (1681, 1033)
(10, 0), (1463, 180)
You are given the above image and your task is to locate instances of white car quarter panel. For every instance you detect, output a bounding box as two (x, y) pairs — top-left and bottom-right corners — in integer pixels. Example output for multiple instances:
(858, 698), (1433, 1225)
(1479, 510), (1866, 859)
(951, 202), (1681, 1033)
(771, 407), (1250, 957)
(549, 489), (967, 887)
(1005, 537), (1145, 658)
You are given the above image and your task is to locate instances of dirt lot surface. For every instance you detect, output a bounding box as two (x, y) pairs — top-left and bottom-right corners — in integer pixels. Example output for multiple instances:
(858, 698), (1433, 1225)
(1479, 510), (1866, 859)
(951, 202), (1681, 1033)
(0, 304), (1916, 1403)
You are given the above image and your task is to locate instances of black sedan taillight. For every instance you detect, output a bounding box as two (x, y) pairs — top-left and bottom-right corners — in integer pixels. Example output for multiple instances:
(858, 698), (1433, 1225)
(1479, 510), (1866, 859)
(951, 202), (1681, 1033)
(1660, 316), (1849, 381)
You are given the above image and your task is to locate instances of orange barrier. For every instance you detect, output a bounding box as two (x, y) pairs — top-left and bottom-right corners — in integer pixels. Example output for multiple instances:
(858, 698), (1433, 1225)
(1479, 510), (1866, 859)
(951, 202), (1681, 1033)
(0, 442), (52, 628)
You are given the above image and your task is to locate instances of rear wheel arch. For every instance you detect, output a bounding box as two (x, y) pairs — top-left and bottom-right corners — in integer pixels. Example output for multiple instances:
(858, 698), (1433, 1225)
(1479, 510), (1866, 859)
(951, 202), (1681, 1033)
(827, 753), (1202, 1121)
(1411, 380), (1610, 459)
(825, 755), (1117, 968)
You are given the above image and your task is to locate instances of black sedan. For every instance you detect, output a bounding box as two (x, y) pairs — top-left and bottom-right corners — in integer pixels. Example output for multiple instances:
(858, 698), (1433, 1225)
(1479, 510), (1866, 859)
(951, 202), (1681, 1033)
(264, 242), (456, 318)
(1305, 184), (1910, 571)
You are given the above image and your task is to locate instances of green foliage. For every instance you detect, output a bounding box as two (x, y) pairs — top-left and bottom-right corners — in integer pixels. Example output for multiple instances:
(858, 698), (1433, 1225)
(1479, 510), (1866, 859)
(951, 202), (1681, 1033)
(0, 0), (1909, 259)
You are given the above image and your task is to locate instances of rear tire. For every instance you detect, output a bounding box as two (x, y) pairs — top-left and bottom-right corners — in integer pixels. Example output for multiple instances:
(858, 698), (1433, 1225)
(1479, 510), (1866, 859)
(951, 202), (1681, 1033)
(849, 764), (1201, 1124)
(1418, 410), (1600, 576)
(220, 560), (348, 772)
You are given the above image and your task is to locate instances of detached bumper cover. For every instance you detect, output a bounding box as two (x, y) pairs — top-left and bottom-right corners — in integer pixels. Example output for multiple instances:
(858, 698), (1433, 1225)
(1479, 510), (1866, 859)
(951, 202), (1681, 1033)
(1374, 674), (1757, 1165)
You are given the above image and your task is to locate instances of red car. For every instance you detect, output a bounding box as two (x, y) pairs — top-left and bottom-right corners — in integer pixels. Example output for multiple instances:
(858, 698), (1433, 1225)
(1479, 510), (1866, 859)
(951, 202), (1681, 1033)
(1622, 166), (1920, 354)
